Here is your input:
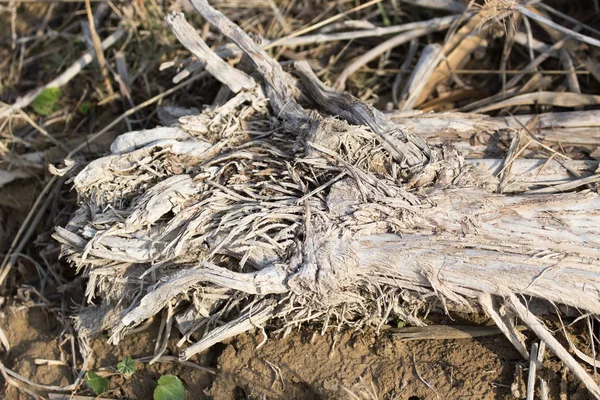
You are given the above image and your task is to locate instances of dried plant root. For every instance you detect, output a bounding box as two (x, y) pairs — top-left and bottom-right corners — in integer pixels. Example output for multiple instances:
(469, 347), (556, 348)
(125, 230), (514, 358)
(54, 3), (600, 398)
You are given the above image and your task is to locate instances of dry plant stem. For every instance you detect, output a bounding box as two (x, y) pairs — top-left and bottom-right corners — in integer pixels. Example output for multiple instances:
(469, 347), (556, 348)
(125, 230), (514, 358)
(334, 17), (457, 91)
(0, 27), (125, 119)
(0, 358), (88, 393)
(516, 6), (600, 49)
(16, 110), (68, 151)
(84, 0), (113, 97)
(189, 0), (305, 122)
(264, 0), (384, 50)
(559, 49), (581, 95)
(479, 294), (529, 360)
(513, 31), (556, 56)
(504, 37), (569, 90)
(537, 2), (600, 37)
(180, 301), (275, 360)
(526, 174), (600, 194)
(0, 72), (207, 288)
(399, 43), (444, 110)
(174, 16), (460, 85)
(392, 39), (418, 107)
(357, 189), (600, 312)
(468, 159), (598, 193)
(68, 71), (208, 156)
(0, 177), (60, 286)
(166, 12), (255, 93)
(388, 110), (600, 150)
(279, 14), (459, 47)
(295, 61), (431, 168)
(458, 73), (551, 113)
(401, 0), (467, 13)
(508, 294), (600, 399)
(526, 342), (539, 400)
(473, 92), (600, 113)
(416, 12), (486, 106)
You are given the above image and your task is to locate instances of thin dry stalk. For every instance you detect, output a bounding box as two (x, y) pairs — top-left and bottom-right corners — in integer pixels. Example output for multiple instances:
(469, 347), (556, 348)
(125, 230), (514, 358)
(0, 27), (125, 119)
(84, 0), (113, 97)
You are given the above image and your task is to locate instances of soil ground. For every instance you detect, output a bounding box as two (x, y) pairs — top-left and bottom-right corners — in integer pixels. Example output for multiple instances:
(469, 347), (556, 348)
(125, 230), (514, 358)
(1, 297), (589, 399)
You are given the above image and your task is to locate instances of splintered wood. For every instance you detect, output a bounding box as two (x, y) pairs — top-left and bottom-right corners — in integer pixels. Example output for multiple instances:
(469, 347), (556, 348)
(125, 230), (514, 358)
(53, 1), (600, 397)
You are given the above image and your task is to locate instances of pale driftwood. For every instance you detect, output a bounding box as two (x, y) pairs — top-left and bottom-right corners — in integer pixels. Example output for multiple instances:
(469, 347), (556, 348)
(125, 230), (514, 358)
(53, 4), (600, 399)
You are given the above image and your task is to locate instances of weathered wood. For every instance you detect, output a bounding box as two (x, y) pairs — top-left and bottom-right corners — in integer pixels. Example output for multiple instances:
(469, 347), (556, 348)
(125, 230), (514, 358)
(54, 3), (600, 398)
(166, 12), (255, 93)
(352, 191), (600, 313)
(389, 110), (600, 152)
(295, 60), (432, 169)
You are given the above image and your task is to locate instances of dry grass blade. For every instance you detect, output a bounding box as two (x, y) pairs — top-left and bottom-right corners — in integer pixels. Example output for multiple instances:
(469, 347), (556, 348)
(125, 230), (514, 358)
(279, 14), (459, 48)
(474, 91), (600, 113)
(84, 0), (113, 97)
(516, 6), (600, 49)
(399, 43), (444, 110)
(414, 12), (487, 106)
(508, 294), (600, 398)
(0, 27), (125, 119)
(264, 0), (384, 50)
(334, 16), (458, 90)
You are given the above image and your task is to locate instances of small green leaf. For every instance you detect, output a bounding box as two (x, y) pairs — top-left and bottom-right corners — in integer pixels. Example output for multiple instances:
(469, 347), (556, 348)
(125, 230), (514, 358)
(117, 356), (136, 378)
(85, 371), (109, 395)
(396, 320), (406, 329)
(154, 375), (185, 400)
(78, 101), (91, 115)
(32, 87), (62, 116)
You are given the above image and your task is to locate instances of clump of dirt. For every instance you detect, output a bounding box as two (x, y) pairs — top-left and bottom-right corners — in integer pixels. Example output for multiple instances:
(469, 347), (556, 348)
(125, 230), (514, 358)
(2, 304), (73, 399)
